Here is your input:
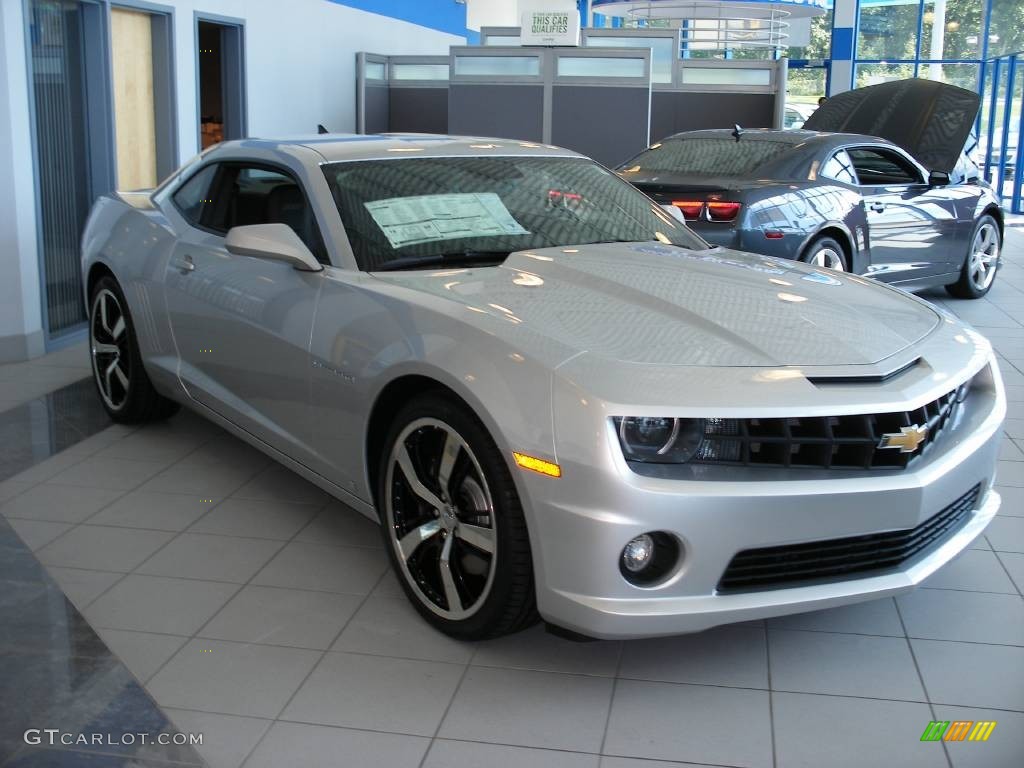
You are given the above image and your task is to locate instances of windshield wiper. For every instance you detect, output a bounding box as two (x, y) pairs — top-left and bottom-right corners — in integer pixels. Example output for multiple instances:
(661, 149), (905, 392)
(373, 250), (510, 272)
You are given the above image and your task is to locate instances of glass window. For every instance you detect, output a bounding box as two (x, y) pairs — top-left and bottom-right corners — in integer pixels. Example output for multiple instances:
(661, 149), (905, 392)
(916, 63), (980, 92)
(621, 137), (796, 176)
(855, 62), (915, 89)
(196, 165), (327, 261)
(365, 62), (386, 80)
(848, 147), (922, 185)
(391, 63), (449, 81)
(557, 56), (646, 78)
(453, 55), (540, 77)
(787, 3), (833, 60)
(172, 164), (219, 227)
(988, 0), (1024, 58)
(856, 2), (920, 60)
(484, 34), (521, 46)
(321, 156), (704, 271)
(786, 68), (828, 118)
(920, 0), (982, 60)
(585, 36), (675, 83)
(820, 150), (857, 184)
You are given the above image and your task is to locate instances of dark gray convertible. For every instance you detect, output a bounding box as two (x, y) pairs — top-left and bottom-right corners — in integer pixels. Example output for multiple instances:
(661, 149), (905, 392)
(618, 80), (1003, 299)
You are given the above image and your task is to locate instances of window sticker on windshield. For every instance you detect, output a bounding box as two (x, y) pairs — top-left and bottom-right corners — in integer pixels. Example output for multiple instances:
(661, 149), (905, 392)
(364, 193), (529, 248)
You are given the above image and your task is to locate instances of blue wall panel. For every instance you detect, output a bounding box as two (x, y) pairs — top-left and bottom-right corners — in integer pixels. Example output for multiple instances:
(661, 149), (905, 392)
(325, 0), (468, 38)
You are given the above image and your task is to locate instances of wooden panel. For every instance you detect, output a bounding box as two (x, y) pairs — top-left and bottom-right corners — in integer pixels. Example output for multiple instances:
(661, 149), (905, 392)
(111, 8), (157, 190)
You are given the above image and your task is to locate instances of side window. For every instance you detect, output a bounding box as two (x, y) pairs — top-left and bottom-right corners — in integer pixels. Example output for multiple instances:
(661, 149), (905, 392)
(848, 147), (922, 186)
(820, 150), (857, 184)
(216, 164), (328, 263)
(171, 164), (218, 228)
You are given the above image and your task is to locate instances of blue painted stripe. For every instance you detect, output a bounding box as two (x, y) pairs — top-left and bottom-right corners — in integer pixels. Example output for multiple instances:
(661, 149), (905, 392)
(831, 26), (853, 61)
(325, 0), (467, 38)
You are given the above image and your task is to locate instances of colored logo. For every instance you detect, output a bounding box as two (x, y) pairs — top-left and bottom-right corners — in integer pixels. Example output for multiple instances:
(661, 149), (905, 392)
(878, 424), (929, 453)
(920, 720), (997, 742)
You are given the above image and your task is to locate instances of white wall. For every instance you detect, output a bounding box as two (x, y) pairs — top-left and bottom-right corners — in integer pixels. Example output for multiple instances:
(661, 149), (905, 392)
(466, 0), (520, 31)
(169, 0), (464, 162)
(0, 1), (44, 361)
(0, 0), (463, 360)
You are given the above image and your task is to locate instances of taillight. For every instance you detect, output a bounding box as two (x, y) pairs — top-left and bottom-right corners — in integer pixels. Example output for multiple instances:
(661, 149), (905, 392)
(671, 201), (703, 220)
(706, 201), (742, 221)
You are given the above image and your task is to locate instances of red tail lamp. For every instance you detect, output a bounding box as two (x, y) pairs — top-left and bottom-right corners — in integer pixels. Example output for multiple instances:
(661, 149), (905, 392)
(671, 201), (703, 220)
(706, 201), (742, 221)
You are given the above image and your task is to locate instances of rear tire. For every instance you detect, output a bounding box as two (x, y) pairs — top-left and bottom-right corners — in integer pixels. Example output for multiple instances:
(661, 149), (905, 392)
(89, 276), (180, 424)
(801, 235), (848, 272)
(945, 214), (1001, 299)
(377, 392), (538, 640)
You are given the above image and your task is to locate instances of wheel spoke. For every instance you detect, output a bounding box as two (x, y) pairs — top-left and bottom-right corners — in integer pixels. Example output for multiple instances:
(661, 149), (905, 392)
(99, 294), (112, 336)
(113, 361), (129, 390)
(395, 443), (445, 510)
(438, 534), (462, 612)
(437, 430), (459, 499)
(456, 522), (494, 554)
(398, 519), (441, 562)
(103, 359), (118, 397)
(110, 315), (126, 341)
(93, 342), (118, 356)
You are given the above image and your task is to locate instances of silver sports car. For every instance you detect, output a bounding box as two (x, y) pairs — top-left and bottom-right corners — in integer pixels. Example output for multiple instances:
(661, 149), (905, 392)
(81, 134), (1005, 640)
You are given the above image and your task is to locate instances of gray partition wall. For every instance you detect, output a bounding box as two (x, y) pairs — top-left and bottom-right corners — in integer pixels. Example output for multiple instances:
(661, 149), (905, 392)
(388, 56), (450, 133)
(355, 53), (389, 134)
(448, 47), (652, 167)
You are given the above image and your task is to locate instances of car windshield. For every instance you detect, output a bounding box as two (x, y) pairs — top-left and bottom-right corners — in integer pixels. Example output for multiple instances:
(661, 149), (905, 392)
(621, 137), (794, 176)
(321, 155), (704, 271)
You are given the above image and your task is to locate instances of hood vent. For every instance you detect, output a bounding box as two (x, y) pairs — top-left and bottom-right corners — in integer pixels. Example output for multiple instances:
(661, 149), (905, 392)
(807, 358), (921, 386)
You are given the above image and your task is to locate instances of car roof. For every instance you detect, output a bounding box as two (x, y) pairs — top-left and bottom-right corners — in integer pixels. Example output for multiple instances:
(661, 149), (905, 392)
(215, 133), (585, 163)
(660, 128), (898, 151)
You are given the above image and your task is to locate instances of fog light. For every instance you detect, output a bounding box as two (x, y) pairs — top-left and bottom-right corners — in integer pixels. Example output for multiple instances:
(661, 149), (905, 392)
(619, 531), (681, 587)
(622, 534), (655, 573)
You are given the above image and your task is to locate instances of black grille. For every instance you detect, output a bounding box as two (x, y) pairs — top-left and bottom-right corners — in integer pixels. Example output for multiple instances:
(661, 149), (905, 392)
(717, 484), (981, 592)
(695, 388), (961, 470)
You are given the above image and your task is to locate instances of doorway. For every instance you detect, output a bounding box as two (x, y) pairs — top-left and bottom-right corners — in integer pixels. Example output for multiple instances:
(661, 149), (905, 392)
(196, 18), (246, 149)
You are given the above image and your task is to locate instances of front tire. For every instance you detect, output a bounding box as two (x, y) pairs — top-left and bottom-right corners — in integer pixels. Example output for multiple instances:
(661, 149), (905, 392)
(89, 276), (180, 423)
(377, 392), (537, 639)
(946, 214), (1001, 299)
(801, 235), (848, 272)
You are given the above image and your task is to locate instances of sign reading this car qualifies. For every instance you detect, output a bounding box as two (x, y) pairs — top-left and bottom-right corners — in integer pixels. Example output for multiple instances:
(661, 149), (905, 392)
(520, 1), (579, 45)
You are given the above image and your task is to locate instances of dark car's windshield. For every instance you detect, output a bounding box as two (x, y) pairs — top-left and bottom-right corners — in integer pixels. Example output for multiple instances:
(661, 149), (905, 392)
(321, 155), (704, 271)
(621, 137), (794, 177)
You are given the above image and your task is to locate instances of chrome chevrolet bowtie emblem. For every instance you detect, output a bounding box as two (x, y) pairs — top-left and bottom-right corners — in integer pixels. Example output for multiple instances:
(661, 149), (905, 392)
(878, 424), (929, 453)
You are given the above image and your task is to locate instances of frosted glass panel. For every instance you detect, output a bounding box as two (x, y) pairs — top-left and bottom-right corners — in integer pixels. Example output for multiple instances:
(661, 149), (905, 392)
(557, 56), (646, 78)
(585, 36), (673, 83)
(681, 67), (771, 86)
(365, 62), (386, 80)
(454, 56), (541, 76)
(485, 35), (521, 46)
(392, 63), (449, 81)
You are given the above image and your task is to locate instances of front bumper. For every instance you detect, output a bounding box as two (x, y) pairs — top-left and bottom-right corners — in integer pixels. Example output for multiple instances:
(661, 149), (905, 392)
(525, 361), (1004, 640)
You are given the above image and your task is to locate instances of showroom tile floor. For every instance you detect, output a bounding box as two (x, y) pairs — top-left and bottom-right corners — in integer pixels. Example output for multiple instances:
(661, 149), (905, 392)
(1, 228), (1024, 767)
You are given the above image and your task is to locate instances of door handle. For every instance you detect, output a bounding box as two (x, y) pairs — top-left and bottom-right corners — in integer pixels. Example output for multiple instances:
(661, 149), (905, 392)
(870, 202), (886, 213)
(174, 254), (195, 274)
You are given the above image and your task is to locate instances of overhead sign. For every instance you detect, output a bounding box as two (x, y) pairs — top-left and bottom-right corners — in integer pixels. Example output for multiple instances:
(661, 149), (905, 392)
(519, 1), (580, 46)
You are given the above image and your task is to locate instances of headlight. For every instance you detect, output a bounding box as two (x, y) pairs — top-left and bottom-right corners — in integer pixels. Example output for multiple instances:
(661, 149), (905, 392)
(613, 417), (705, 463)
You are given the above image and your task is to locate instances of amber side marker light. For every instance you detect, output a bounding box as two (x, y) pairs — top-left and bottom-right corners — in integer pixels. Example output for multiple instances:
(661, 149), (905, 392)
(513, 452), (562, 478)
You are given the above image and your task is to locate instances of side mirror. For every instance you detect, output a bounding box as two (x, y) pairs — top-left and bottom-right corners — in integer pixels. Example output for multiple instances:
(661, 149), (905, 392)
(225, 224), (323, 272)
(928, 170), (951, 187)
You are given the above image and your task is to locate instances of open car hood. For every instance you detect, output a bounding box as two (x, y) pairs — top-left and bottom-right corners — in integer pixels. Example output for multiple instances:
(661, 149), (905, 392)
(802, 79), (980, 174)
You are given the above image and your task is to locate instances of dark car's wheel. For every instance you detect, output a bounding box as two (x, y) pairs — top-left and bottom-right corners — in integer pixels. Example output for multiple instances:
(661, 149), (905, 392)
(89, 276), (179, 423)
(377, 392), (537, 639)
(801, 235), (848, 272)
(946, 215), (1001, 299)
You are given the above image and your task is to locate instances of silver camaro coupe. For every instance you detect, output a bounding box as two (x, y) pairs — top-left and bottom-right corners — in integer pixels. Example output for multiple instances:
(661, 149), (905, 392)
(81, 134), (1005, 639)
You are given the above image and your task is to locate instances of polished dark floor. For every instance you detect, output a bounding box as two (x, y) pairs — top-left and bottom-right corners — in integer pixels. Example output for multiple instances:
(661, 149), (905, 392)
(0, 380), (206, 767)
